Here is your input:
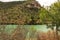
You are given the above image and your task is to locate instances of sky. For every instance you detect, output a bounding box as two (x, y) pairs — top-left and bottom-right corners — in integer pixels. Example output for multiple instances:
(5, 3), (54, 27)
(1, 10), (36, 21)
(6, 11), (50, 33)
(0, 0), (57, 7)
(36, 0), (57, 6)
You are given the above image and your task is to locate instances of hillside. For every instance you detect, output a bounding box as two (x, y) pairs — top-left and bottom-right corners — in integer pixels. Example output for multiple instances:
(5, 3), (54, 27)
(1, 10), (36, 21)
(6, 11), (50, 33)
(0, 1), (41, 25)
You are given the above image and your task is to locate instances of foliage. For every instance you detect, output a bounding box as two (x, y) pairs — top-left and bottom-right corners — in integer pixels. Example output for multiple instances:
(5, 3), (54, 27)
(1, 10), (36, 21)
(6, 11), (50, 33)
(0, 1), (40, 25)
(49, 1), (60, 21)
(49, 1), (60, 30)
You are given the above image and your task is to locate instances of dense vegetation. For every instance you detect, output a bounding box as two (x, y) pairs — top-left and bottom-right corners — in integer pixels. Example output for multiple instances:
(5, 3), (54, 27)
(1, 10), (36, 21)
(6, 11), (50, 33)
(0, 0), (60, 25)
(0, 0), (60, 40)
(0, 1), (41, 25)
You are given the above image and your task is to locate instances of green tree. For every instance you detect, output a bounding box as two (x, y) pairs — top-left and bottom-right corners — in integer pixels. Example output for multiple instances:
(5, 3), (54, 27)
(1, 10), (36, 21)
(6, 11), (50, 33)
(39, 7), (53, 24)
(46, 1), (60, 40)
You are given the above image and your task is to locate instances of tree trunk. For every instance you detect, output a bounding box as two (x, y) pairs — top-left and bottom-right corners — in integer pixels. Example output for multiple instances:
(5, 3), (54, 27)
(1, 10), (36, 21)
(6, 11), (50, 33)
(56, 24), (59, 40)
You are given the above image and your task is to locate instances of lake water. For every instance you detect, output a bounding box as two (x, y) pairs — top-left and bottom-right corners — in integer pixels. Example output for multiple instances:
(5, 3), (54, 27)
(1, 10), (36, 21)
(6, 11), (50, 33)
(4, 25), (50, 34)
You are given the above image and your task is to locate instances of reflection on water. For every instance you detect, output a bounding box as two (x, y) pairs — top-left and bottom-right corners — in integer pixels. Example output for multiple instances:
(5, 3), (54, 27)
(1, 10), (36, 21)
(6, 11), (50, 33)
(4, 25), (50, 34)
(0, 25), (60, 40)
(5, 25), (17, 34)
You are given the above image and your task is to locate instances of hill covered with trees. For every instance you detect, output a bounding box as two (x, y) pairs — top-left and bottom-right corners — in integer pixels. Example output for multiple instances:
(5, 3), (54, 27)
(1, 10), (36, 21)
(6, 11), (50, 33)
(0, 0), (41, 25)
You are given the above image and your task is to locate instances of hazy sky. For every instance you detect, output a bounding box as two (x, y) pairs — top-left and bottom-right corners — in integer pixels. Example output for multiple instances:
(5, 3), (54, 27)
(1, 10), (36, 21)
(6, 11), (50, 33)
(36, 0), (57, 6)
(0, 0), (57, 6)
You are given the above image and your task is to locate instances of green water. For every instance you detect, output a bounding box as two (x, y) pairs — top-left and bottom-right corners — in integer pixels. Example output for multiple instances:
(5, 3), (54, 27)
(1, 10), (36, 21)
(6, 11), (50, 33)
(5, 25), (17, 34)
(4, 25), (48, 34)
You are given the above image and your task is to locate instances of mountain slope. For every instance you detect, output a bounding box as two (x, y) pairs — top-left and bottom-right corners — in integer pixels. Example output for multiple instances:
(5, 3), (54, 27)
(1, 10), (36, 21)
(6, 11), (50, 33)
(0, 1), (41, 25)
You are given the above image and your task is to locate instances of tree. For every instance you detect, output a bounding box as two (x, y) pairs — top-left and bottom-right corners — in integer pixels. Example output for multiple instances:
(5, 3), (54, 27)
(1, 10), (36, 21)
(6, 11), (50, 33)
(46, 1), (60, 40)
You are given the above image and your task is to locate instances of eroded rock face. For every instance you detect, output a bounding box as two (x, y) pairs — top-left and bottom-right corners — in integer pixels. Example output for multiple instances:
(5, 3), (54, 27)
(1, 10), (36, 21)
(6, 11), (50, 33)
(0, 1), (41, 25)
